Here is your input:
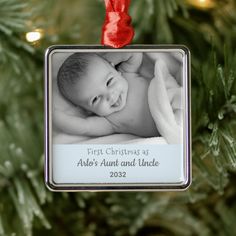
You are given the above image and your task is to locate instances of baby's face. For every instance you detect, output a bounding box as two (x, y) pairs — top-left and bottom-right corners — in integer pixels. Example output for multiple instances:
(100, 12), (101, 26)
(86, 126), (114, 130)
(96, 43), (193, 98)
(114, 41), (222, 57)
(71, 56), (128, 116)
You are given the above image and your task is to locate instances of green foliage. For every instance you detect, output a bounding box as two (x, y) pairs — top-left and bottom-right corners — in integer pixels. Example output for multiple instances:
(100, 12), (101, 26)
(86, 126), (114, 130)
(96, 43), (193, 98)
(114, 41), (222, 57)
(0, 1), (48, 235)
(191, 48), (236, 195)
(131, 0), (188, 43)
(0, 0), (236, 235)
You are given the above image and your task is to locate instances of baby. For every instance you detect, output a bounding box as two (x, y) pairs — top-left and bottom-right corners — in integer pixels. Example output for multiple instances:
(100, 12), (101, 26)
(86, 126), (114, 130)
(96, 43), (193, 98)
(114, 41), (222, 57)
(55, 52), (181, 140)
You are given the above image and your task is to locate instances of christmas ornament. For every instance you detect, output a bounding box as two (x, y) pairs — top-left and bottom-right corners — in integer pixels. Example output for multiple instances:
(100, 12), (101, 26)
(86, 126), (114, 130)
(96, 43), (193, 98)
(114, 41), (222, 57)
(45, 1), (191, 191)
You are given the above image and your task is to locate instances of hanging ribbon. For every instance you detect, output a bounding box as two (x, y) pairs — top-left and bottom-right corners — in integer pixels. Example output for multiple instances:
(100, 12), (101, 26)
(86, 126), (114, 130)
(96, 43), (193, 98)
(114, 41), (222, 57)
(101, 0), (134, 48)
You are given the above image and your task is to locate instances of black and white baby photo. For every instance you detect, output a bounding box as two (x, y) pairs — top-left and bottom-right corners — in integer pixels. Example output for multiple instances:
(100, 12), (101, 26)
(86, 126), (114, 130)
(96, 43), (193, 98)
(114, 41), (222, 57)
(51, 51), (183, 144)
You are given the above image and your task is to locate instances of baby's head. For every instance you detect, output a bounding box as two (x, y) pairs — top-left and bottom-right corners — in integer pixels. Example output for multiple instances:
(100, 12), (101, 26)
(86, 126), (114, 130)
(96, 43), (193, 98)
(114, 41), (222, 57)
(57, 53), (128, 116)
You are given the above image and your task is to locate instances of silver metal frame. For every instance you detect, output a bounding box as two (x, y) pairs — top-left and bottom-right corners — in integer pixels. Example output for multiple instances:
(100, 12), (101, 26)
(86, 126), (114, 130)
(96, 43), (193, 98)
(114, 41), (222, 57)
(44, 45), (191, 191)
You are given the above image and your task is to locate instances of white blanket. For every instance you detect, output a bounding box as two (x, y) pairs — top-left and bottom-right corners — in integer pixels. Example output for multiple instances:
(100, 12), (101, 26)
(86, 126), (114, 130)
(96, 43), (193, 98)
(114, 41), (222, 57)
(148, 60), (182, 144)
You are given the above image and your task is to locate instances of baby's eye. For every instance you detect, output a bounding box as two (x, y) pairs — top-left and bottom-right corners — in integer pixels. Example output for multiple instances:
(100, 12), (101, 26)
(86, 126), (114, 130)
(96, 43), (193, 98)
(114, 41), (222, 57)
(92, 96), (100, 105)
(106, 77), (113, 87)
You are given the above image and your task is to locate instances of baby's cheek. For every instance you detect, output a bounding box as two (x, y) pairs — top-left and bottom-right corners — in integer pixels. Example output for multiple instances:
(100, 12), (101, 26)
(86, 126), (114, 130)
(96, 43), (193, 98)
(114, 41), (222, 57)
(115, 81), (122, 89)
(99, 101), (110, 116)
(105, 102), (112, 113)
(105, 103), (114, 115)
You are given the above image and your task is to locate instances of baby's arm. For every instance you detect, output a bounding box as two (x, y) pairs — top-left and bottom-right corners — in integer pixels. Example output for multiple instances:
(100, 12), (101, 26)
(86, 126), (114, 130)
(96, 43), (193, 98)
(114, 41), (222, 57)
(53, 109), (114, 136)
(102, 52), (143, 73)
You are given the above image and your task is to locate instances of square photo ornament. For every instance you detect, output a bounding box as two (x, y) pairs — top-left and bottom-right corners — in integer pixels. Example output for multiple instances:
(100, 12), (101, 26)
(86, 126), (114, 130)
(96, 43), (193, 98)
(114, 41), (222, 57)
(45, 45), (191, 191)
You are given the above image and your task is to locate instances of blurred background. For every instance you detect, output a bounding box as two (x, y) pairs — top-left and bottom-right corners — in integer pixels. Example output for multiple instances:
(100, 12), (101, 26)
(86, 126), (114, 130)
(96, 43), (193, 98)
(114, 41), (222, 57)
(0, 0), (236, 235)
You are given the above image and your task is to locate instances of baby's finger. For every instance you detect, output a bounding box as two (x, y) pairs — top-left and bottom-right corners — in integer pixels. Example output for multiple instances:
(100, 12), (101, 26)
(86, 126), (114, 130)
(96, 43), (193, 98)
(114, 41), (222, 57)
(101, 52), (126, 65)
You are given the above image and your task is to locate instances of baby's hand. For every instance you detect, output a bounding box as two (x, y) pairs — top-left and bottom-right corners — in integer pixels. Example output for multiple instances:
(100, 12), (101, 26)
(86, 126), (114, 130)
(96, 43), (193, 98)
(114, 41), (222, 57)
(101, 52), (129, 66)
(101, 52), (143, 73)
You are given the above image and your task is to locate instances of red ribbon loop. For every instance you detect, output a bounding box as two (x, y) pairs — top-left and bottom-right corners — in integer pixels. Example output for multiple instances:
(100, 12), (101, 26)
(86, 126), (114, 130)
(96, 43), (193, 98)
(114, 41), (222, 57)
(101, 0), (134, 48)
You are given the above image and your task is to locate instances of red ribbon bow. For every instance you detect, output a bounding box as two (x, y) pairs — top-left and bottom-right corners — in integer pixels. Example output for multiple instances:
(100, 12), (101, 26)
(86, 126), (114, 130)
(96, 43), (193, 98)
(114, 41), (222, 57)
(101, 0), (134, 48)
